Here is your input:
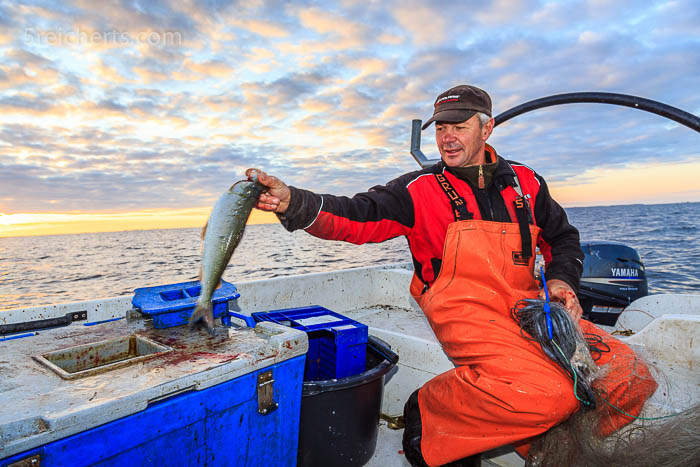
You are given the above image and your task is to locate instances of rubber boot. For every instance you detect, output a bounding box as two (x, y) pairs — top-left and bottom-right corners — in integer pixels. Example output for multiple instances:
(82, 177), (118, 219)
(403, 389), (482, 467)
(442, 454), (481, 466)
(403, 389), (430, 467)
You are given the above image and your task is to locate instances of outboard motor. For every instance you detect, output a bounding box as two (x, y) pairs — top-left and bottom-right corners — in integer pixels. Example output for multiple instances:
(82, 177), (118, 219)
(578, 241), (648, 326)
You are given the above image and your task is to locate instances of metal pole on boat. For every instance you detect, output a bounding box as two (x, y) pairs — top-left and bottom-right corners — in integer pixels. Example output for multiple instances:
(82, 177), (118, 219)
(410, 119), (436, 168)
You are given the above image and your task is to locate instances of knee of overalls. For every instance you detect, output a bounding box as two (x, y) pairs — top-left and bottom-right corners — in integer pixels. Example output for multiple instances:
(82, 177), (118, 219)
(501, 371), (581, 427)
(579, 320), (658, 436)
(431, 364), (581, 427)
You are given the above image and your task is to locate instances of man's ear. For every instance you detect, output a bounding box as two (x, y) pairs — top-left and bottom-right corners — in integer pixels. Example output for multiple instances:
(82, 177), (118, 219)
(482, 117), (495, 141)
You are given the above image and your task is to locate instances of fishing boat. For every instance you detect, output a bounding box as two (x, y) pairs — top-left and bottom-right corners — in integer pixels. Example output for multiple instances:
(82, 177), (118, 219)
(1, 93), (699, 466)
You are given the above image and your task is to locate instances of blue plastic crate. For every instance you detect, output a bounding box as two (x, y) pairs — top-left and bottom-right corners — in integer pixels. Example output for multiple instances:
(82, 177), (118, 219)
(252, 306), (368, 380)
(132, 280), (239, 329)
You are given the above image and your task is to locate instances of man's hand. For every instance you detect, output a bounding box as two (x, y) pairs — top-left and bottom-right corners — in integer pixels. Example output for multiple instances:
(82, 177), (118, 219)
(540, 278), (583, 322)
(246, 168), (291, 214)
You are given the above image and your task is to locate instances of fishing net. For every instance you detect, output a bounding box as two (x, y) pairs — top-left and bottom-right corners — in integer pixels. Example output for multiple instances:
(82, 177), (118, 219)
(525, 403), (700, 467)
(511, 298), (601, 409)
(511, 298), (700, 467)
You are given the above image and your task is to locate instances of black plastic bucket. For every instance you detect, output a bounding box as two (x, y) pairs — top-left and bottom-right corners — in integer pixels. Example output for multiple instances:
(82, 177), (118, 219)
(297, 335), (399, 467)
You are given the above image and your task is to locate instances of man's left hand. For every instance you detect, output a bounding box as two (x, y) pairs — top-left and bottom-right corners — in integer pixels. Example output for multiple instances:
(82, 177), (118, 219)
(540, 279), (583, 322)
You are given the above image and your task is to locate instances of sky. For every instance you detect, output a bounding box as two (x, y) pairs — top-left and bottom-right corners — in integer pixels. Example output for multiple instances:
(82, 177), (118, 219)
(0, 0), (699, 237)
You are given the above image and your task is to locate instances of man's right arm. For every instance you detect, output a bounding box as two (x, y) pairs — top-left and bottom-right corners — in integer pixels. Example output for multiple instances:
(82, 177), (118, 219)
(247, 168), (416, 244)
(276, 185), (323, 231)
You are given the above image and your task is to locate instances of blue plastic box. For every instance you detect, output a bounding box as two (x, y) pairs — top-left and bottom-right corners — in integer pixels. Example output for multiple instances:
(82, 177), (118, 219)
(252, 306), (368, 380)
(132, 280), (239, 328)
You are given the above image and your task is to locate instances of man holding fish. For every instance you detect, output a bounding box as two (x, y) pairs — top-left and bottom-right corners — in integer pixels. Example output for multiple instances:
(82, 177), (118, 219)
(245, 85), (656, 467)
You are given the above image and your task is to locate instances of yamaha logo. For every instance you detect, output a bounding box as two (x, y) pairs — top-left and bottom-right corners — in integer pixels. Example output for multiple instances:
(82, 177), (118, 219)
(611, 268), (639, 277)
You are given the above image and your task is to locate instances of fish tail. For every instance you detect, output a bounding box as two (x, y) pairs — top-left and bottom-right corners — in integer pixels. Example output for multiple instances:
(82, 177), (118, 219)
(188, 301), (215, 336)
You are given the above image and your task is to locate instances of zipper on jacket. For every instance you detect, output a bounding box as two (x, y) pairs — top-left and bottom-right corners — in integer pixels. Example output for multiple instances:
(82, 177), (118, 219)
(478, 165), (485, 189)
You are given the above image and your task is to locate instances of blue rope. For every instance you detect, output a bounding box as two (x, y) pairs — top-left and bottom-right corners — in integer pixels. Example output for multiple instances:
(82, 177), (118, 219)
(540, 267), (554, 340)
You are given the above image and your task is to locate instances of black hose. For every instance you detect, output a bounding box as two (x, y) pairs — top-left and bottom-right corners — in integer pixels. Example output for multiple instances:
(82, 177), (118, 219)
(494, 92), (700, 134)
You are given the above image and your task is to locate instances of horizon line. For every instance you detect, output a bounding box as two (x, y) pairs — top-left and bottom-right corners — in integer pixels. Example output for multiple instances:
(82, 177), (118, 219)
(2, 199), (698, 240)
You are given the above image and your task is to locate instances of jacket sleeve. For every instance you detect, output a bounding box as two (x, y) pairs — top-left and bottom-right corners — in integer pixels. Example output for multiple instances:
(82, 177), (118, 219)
(533, 176), (584, 291)
(277, 177), (415, 244)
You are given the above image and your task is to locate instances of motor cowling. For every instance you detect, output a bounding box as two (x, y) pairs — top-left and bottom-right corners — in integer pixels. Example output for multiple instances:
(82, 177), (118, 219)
(578, 241), (648, 326)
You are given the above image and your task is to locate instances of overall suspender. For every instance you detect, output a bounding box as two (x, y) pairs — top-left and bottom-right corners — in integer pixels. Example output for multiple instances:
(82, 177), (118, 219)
(508, 166), (534, 260)
(434, 164), (534, 260)
(435, 173), (473, 221)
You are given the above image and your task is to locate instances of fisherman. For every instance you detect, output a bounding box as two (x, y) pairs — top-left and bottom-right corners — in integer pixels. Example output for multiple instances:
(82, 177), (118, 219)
(247, 85), (656, 466)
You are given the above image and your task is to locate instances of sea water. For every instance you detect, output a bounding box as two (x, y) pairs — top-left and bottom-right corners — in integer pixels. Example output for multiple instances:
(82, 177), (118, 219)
(1, 202), (699, 310)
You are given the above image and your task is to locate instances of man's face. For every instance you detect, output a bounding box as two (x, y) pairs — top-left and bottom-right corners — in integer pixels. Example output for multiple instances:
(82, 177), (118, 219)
(435, 115), (493, 167)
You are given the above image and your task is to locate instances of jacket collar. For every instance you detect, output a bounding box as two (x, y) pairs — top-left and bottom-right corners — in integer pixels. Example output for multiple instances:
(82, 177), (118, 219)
(434, 144), (516, 187)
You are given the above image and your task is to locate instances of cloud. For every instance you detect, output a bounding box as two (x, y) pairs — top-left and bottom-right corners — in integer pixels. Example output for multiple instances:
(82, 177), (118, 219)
(0, 48), (63, 91)
(240, 69), (333, 118)
(473, 0), (540, 26)
(292, 6), (376, 51)
(652, 0), (700, 36)
(0, 3), (15, 27)
(391, 2), (448, 46)
(237, 19), (290, 38)
(0, 95), (54, 113)
(0, 31), (11, 46)
(71, 0), (196, 36)
(91, 59), (133, 83)
(344, 56), (390, 80)
(297, 7), (365, 37)
(180, 58), (235, 78)
(6, 49), (52, 65)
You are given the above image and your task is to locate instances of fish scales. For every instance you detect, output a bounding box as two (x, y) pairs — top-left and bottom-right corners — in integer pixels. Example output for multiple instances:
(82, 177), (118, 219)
(189, 176), (264, 334)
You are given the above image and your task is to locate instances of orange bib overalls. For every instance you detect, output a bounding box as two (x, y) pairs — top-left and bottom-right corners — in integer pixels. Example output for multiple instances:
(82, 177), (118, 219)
(409, 211), (656, 465)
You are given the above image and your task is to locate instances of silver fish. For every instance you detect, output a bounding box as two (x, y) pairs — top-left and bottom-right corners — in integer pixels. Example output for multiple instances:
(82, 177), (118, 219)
(189, 174), (264, 335)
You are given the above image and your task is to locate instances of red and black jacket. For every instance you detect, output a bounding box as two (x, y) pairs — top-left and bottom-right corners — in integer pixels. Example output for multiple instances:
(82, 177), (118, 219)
(278, 146), (584, 291)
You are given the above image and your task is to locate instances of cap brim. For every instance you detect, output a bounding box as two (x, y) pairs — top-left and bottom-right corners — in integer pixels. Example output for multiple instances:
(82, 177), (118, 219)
(421, 109), (476, 130)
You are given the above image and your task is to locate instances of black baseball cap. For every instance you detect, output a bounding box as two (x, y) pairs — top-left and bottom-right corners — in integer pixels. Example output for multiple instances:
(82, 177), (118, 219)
(422, 85), (492, 130)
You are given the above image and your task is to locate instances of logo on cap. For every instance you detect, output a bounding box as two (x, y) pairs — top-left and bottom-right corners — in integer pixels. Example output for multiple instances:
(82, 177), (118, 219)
(436, 95), (461, 106)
